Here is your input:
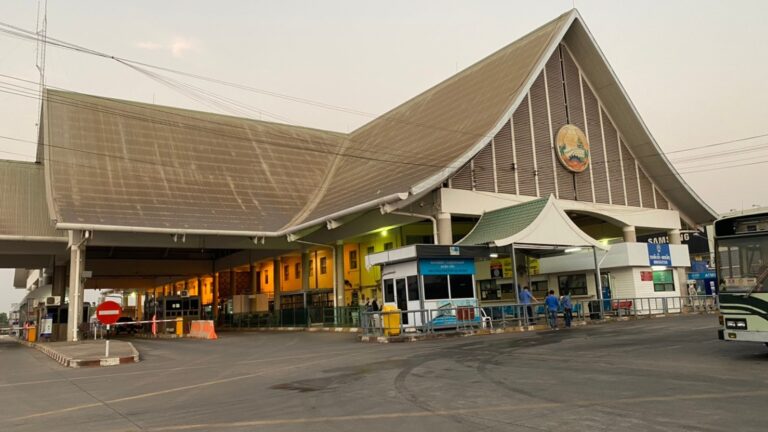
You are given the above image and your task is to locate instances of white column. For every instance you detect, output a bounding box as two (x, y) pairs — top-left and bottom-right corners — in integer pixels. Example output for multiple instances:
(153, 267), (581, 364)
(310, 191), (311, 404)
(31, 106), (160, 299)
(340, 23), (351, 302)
(67, 232), (86, 342)
(436, 212), (453, 245)
(668, 229), (689, 296)
(622, 226), (637, 243)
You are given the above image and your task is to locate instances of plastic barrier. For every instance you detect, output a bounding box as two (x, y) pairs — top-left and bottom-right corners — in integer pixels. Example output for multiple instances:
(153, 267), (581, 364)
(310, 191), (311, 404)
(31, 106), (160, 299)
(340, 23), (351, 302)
(188, 320), (218, 340)
(382, 305), (401, 336)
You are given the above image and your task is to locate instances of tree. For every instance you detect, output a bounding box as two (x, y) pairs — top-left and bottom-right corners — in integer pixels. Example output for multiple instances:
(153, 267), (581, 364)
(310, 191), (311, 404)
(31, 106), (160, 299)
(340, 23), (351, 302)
(0, 312), (8, 325)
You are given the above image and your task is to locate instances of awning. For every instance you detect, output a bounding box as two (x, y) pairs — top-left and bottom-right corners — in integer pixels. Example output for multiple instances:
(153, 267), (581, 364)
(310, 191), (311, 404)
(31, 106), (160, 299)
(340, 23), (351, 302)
(457, 195), (607, 250)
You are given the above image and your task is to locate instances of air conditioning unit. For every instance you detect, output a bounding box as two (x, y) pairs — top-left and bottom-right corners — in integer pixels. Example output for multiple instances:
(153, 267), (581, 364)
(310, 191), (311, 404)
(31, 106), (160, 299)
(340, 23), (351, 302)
(46, 296), (61, 306)
(180, 290), (189, 298)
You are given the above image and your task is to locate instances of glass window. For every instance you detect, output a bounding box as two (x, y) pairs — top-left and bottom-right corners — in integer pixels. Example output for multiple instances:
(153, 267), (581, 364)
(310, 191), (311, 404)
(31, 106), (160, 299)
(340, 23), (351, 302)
(718, 236), (768, 293)
(449, 274), (474, 298)
(531, 280), (548, 299)
(384, 279), (395, 303)
(264, 270), (269, 285)
(407, 275), (419, 301)
(320, 257), (327, 275)
(558, 274), (588, 296)
(366, 246), (375, 255)
(349, 250), (358, 270)
(423, 275), (449, 300)
(294, 263), (301, 280)
(284, 265), (290, 281)
(384, 242), (394, 251)
(653, 270), (675, 292)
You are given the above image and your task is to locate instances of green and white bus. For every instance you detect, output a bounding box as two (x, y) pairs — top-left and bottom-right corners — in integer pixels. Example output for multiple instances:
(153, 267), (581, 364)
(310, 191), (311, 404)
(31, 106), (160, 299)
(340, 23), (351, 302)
(716, 212), (768, 344)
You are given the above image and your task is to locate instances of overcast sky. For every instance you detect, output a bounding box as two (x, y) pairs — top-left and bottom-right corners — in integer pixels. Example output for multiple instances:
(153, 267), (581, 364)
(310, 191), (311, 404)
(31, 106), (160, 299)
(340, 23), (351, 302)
(1, 0), (767, 312)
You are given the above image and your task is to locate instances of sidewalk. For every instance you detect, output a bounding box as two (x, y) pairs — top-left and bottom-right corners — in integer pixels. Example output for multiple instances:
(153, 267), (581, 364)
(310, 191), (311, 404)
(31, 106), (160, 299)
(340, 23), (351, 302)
(20, 339), (140, 368)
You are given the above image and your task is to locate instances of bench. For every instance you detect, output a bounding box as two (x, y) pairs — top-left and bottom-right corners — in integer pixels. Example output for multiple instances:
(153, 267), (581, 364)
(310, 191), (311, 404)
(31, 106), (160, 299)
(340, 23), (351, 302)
(611, 300), (633, 314)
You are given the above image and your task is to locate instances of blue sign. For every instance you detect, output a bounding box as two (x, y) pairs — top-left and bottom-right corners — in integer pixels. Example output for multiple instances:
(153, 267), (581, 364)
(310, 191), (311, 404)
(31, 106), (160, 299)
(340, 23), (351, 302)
(647, 243), (671, 266)
(419, 259), (476, 275)
(688, 271), (717, 280)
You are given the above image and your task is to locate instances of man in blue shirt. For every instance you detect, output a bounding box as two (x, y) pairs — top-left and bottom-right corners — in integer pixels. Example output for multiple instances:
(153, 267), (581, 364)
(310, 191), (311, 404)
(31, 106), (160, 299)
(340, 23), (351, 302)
(519, 286), (537, 325)
(560, 291), (573, 328)
(545, 290), (560, 329)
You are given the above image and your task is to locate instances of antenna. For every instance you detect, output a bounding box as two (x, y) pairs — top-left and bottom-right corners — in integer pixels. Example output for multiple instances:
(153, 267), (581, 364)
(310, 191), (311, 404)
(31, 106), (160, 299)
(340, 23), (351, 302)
(34, 0), (48, 137)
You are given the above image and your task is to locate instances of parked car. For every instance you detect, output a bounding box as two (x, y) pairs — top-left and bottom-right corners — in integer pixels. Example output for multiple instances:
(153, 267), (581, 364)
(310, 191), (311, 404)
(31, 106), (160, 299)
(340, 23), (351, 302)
(113, 317), (141, 335)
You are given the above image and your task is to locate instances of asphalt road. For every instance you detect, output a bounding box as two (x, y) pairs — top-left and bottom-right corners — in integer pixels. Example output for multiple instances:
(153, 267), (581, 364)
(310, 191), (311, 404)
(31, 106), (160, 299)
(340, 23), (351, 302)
(1, 315), (766, 432)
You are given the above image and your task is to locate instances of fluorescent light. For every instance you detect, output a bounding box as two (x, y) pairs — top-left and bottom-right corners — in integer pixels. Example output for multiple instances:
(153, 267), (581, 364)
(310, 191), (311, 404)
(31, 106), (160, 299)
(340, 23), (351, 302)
(564, 247), (582, 253)
(489, 253), (499, 258)
(381, 229), (388, 237)
(651, 266), (668, 271)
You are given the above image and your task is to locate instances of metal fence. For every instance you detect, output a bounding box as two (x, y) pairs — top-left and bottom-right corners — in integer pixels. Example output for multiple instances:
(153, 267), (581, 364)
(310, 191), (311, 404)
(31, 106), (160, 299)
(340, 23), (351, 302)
(359, 295), (720, 337)
(221, 306), (365, 329)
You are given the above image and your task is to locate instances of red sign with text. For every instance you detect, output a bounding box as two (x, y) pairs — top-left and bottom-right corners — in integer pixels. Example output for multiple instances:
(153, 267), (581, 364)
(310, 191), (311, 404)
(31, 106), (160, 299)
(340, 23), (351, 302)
(96, 301), (122, 325)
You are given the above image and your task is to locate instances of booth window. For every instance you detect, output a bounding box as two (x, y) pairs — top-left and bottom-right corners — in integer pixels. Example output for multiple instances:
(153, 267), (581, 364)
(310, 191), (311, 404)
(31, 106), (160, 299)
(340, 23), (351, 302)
(407, 275), (419, 301)
(653, 270), (675, 292)
(423, 275), (449, 299)
(320, 257), (327, 275)
(558, 274), (588, 296)
(449, 274), (474, 298)
(384, 279), (395, 303)
(384, 242), (394, 251)
(349, 250), (358, 270)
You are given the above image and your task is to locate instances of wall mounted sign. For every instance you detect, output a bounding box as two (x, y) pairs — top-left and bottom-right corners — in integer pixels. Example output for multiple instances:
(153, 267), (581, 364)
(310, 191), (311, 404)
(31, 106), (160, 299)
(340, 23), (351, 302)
(555, 124), (590, 173)
(419, 259), (476, 275)
(640, 271), (653, 282)
(647, 243), (672, 266)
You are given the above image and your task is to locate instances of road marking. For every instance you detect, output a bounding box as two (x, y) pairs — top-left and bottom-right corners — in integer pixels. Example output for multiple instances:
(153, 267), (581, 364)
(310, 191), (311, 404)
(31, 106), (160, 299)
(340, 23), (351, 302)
(147, 390), (768, 431)
(9, 351), (370, 422)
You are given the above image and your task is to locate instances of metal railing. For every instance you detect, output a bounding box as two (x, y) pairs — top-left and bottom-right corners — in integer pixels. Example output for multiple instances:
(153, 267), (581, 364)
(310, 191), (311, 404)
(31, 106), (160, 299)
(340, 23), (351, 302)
(222, 306), (365, 329)
(359, 295), (720, 337)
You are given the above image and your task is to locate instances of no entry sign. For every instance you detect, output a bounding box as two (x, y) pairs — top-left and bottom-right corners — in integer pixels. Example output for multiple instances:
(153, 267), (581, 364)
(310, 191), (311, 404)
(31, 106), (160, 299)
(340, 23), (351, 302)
(96, 301), (122, 325)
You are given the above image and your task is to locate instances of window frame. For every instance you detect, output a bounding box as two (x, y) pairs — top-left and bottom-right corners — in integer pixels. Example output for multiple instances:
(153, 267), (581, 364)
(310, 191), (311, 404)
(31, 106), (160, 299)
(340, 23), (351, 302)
(558, 273), (588, 296)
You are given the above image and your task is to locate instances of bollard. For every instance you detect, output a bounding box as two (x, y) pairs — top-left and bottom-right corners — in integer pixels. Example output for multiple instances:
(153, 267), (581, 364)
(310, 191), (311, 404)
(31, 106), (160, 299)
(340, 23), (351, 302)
(176, 317), (183, 336)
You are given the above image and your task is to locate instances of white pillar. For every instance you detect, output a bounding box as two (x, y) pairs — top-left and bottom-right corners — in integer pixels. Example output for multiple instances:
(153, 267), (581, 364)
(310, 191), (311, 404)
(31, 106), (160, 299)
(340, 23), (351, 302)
(622, 225), (637, 243)
(668, 229), (689, 296)
(437, 212), (453, 245)
(67, 232), (86, 342)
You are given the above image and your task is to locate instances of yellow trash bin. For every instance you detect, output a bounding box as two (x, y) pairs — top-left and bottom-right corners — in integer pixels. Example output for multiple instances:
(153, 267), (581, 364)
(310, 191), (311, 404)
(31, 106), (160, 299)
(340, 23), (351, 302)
(27, 325), (37, 343)
(382, 305), (401, 336)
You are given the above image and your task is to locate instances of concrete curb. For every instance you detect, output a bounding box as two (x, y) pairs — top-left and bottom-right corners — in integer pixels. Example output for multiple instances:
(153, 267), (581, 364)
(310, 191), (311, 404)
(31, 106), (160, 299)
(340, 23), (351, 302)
(18, 340), (140, 368)
(222, 326), (361, 333)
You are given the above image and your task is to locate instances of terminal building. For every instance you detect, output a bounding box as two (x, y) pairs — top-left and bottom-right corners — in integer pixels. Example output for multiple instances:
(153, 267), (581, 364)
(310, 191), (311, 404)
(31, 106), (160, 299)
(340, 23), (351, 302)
(1, 10), (716, 340)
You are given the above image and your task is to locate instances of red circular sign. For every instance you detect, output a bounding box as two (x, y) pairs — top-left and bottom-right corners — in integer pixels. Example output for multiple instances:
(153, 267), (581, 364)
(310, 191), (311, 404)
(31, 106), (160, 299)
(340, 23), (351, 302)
(96, 301), (122, 325)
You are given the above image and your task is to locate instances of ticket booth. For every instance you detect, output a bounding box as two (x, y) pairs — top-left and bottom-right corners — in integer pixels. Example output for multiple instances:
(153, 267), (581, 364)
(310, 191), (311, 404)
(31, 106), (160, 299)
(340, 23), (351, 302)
(367, 245), (489, 329)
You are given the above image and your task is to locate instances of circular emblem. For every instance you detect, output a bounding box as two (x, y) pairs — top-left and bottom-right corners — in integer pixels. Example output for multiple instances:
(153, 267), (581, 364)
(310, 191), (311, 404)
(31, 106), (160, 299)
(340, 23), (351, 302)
(555, 124), (590, 173)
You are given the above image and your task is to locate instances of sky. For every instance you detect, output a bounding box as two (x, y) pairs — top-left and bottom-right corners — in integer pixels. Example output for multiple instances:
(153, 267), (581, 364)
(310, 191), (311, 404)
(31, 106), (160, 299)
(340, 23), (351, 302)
(1, 0), (767, 312)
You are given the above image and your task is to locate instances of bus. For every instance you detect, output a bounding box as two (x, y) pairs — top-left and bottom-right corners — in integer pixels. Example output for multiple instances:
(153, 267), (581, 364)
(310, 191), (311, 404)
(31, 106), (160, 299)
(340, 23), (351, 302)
(715, 212), (768, 345)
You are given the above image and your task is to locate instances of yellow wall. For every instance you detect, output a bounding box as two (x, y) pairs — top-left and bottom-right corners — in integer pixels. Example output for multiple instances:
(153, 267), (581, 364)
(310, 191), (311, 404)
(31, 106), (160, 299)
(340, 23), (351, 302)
(308, 249), (334, 289)
(256, 259), (274, 295)
(280, 255), (303, 292)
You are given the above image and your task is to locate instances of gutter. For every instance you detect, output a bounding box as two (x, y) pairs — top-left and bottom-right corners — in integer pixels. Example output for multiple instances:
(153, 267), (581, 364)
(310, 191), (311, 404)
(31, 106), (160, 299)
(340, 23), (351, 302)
(55, 192), (409, 238)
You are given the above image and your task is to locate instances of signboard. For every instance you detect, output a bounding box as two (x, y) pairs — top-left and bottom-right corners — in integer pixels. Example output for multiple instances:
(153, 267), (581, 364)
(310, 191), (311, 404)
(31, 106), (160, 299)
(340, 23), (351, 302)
(555, 124), (590, 172)
(653, 270), (674, 284)
(647, 243), (671, 266)
(95, 300), (122, 325)
(489, 257), (513, 278)
(449, 246), (460, 256)
(40, 314), (53, 336)
(419, 259), (476, 275)
(688, 271), (717, 280)
(640, 271), (653, 282)
(528, 258), (540, 276)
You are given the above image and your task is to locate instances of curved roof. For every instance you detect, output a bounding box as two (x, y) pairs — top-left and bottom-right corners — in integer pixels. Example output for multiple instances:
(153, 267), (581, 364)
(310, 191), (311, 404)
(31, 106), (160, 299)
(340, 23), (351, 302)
(40, 9), (714, 237)
(0, 160), (63, 240)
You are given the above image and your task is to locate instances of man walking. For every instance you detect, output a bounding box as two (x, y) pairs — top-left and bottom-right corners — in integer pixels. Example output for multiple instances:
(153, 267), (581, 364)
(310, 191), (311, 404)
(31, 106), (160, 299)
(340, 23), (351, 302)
(545, 290), (560, 330)
(560, 291), (573, 328)
(520, 286), (537, 325)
